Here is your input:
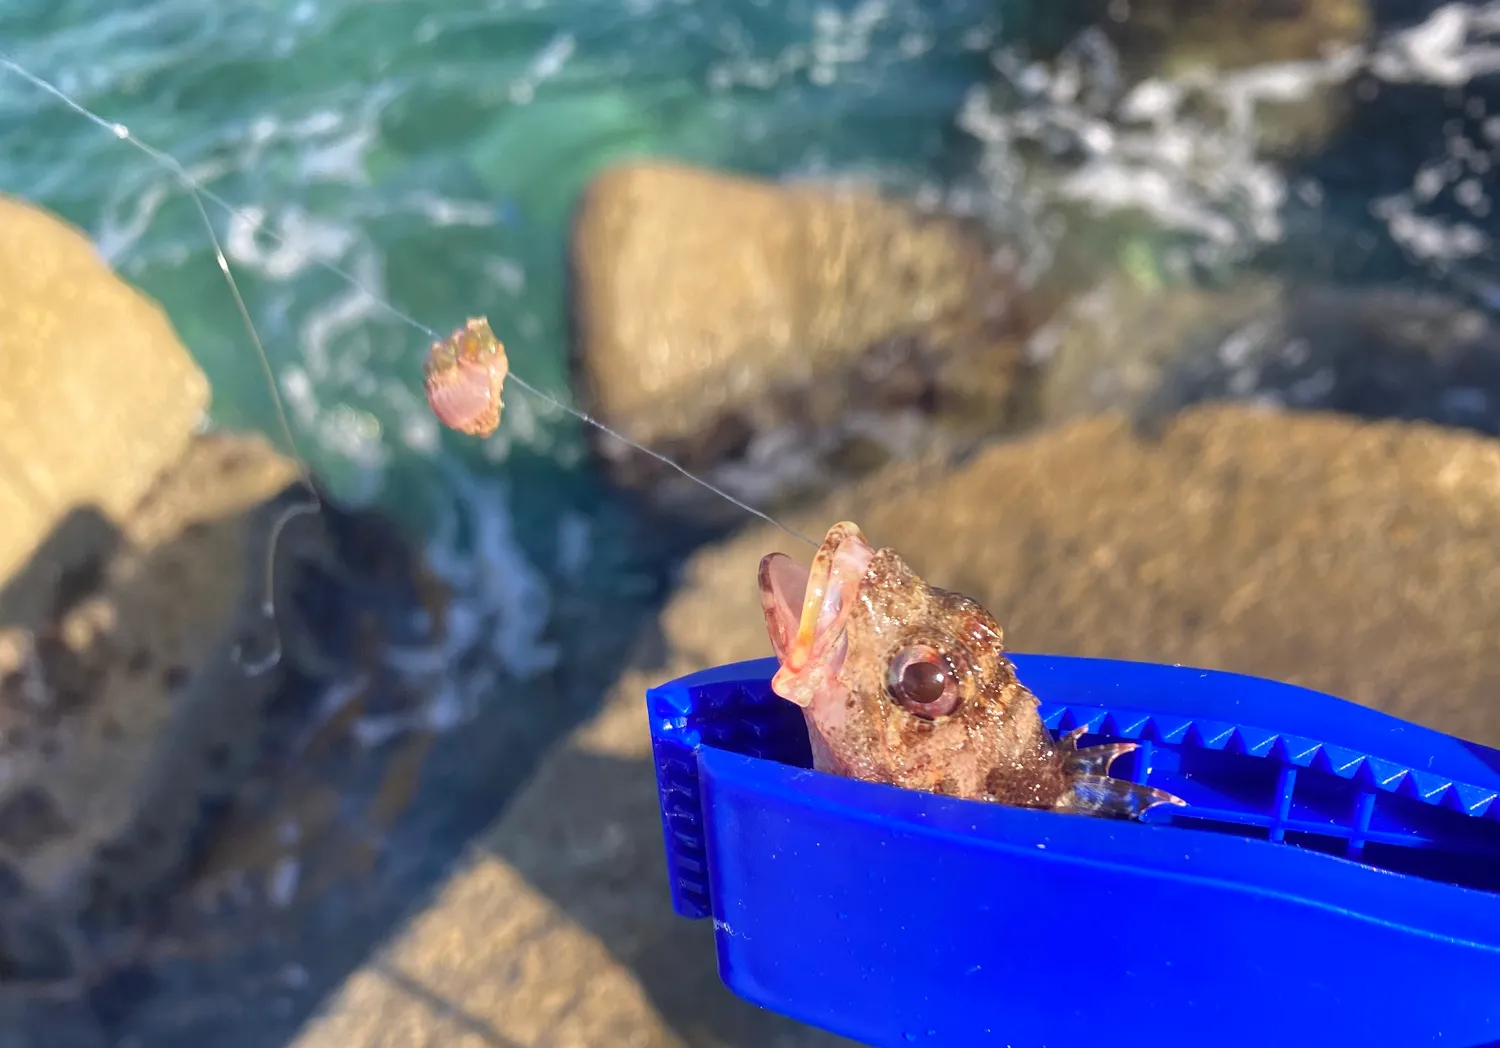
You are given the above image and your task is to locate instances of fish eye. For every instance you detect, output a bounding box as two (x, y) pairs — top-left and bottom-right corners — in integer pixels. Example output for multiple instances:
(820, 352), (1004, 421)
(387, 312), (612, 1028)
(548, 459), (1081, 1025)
(887, 644), (963, 719)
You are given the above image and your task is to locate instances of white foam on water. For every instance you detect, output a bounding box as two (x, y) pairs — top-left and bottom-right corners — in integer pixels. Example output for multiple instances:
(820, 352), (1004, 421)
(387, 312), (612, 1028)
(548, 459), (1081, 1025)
(266, 857), (300, 909)
(1373, 193), (1490, 264)
(298, 251), (389, 381)
(337, 461), (565, 743)
(1359, 9), (1500, 277)
(960, 36), (1372, 269)
(96, 180), (172, 262)
(507, 31), (576, 104)
(405, 193), (505, 228)
(420, 463), (559, 676)
(957, 8), (1500, 309)
(1370, 2), (1500, 86)
(225, 205), (359, 282)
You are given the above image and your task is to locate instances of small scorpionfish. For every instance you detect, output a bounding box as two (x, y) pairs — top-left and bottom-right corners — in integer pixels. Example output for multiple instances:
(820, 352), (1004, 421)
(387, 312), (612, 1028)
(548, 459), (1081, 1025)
(758, 521), (1186, 819)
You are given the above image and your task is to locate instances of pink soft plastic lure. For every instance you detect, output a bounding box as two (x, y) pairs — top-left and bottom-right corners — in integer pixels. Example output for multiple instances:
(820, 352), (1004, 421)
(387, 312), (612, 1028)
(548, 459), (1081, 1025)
(424, 316), (509, 437)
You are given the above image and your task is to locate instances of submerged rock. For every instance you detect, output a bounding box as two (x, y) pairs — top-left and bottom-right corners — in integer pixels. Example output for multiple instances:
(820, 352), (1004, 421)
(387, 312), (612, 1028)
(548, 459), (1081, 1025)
(1030, 273), (1500, 437)
(1083, 0), (1369, 153)
(1029, 270), (1285, 425)
(569, 161), (1033, 523)
(1116, 0), (1369, 77)
(1150, 283), (1500, 434)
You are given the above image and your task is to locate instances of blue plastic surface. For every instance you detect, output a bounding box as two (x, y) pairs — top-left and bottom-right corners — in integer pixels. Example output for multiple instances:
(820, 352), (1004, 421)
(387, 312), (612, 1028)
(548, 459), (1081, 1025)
(647, 654), (1500, 1048)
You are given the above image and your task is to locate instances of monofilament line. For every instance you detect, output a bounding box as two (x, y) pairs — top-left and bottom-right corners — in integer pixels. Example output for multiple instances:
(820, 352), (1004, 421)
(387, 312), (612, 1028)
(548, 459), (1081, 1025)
(0, 58), (816, 569)
(503, 371), (816, 547)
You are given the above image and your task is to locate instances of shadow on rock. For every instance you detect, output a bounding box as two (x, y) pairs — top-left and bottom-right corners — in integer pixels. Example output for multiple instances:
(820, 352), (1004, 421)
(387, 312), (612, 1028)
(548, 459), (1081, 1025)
(478, 743), (857, 1048)
(0, 435), (671, 1048)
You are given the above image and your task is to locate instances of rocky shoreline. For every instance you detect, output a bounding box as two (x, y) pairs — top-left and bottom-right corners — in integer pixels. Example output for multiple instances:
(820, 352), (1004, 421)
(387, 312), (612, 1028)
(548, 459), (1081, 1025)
(5, 2), (1500, 1041)
(0, 195), (477, 1045)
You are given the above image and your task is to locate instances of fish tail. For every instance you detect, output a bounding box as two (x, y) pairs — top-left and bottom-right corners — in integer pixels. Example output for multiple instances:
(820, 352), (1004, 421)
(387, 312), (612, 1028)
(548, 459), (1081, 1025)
(1057, 774), (1187, 820)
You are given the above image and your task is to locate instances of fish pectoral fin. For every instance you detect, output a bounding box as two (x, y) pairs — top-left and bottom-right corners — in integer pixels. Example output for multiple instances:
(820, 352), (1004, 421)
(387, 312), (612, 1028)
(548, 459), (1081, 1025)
(1064, 741), (1138, 776)
(1057, 725), (1088, 750)
(1056, 774), (1187, 820)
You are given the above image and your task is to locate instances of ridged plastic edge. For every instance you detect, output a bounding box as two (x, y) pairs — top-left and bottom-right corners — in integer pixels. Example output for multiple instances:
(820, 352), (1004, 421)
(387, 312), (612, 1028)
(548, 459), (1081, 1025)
(648, 678), (714, 919)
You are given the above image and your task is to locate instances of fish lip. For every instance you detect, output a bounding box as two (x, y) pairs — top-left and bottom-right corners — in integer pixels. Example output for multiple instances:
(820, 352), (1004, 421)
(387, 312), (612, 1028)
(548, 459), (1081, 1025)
(765, 522), (874, 708)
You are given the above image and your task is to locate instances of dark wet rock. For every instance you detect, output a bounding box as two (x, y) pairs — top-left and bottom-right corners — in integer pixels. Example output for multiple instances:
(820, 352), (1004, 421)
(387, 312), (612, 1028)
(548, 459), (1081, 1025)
(568, 161), (1035, 525)
(1030, 272), (1500, 438)
(1149, 283), (1500, 434)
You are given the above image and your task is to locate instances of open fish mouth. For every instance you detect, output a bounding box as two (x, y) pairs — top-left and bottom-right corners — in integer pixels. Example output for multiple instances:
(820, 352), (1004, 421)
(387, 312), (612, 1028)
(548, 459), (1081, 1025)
(758, 521), (875, 708)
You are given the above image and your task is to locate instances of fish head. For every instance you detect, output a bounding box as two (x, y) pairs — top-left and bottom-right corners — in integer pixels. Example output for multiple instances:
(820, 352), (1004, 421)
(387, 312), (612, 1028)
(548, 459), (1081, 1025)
(758, 521), (1031, 795)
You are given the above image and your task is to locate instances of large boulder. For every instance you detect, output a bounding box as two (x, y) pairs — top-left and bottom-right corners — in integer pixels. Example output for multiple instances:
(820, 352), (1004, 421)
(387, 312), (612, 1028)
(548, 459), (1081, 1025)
(569, 161), (1033, 521)
(663, 403), (1500, 747)
(0, 195), (210, 610)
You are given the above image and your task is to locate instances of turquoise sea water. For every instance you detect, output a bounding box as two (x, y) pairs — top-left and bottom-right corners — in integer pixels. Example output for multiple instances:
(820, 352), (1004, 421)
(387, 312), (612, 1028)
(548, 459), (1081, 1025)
(0, 0), (1003, 529)
(5, 1), (1500, 651)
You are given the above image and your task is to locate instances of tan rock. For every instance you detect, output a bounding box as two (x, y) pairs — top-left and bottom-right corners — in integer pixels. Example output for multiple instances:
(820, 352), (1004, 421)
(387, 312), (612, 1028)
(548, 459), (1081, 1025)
(0, 195), (210, 604)
(569, 162), (1031, 507)
(664, 403), (1500, 748)
(290, 968), (522, 1048)
(0, 432), (344, 978)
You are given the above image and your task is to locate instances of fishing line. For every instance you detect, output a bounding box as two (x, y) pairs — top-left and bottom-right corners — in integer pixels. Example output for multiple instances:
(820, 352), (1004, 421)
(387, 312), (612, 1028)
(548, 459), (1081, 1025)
(0, 54), (817, 673)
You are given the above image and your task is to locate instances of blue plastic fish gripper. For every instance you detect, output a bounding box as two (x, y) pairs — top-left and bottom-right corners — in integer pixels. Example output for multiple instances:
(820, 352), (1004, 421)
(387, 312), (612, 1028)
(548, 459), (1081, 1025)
(647, 654), (1500, 1048)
